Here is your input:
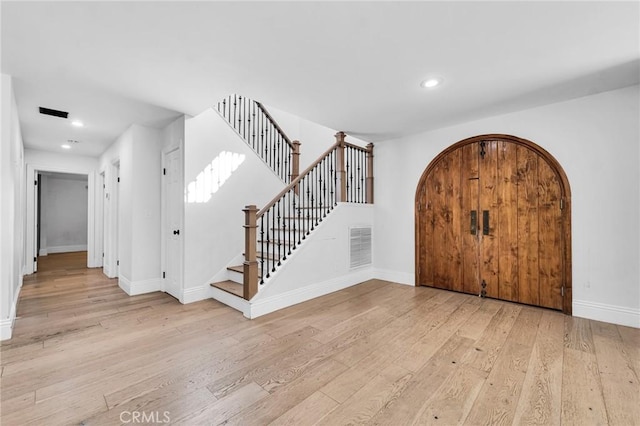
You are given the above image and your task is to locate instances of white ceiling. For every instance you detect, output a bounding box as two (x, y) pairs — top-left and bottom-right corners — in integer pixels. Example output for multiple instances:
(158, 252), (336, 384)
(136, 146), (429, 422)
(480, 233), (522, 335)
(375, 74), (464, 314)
(2, 1), (638, 157)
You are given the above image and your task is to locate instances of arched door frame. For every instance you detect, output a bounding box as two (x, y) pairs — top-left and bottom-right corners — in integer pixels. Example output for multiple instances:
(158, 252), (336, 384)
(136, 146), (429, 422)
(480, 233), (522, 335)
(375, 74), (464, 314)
(414, 134), (572, 314)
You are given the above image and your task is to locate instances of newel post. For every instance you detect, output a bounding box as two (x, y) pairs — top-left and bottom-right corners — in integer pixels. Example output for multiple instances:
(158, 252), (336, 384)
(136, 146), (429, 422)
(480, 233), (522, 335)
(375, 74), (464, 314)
(243, 205), (258, 300)
(335, 131), (347, 202)
(291, 140), (301, 195)
(366, 143), (374, 204)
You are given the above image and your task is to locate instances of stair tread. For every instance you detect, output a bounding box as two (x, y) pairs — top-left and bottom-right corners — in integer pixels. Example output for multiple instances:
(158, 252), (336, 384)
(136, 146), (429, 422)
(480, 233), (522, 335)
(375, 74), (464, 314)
(227, 265), (262, 278)
(211, 280), (243, 297)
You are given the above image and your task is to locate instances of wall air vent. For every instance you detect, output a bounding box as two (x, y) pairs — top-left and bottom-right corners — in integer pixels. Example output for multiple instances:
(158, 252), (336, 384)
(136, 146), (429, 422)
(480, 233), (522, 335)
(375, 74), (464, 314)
(39, 107), (69, 119)
(350, 227), (372, 269)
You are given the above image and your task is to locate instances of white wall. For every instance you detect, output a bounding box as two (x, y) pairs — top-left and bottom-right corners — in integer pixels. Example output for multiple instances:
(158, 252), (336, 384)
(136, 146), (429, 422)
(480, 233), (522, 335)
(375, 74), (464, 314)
(265, 103), (369, 169)
(24, 149), (99, 271)
(98, 124), (163, 295)
(246, 203), (375, 318)
(40, 174), (88, 254)
(1, 74), (25, 340)
(183, 108), (286, 299)
(374, 85), (640, 327)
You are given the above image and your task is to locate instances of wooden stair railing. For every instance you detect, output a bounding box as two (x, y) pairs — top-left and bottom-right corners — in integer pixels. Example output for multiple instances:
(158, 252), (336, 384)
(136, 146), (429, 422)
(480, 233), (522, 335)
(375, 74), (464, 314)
(242, 132), (374, 300)
(216, 94), (300, 183)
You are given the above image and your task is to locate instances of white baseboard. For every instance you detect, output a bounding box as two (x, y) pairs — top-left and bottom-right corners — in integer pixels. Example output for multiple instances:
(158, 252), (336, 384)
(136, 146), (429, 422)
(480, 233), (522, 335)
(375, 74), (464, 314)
(118, 275), (162, 296)
(573, 300), (640, 328)
(39, 248), (48, 256)
(1, 285), (22, 341)
(248, 268), (375, 319)
(45, 244), (88, 254)
(182, 285), (210, 304)
(373, 269), (415, 286)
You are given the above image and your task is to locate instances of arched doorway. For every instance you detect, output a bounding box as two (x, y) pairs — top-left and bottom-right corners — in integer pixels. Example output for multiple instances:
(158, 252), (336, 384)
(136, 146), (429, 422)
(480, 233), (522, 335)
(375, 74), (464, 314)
(415, 134), (572, 314)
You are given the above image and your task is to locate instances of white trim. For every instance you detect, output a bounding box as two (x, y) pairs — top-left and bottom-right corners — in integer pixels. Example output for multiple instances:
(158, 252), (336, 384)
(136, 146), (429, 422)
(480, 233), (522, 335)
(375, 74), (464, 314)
(25, 163), (96, 274)
(247, 268), (374, 319)
(118, 275), (162, 296)
(182, 285), (209, 304)
(39, 248), (48, 256)
(42, 244), (88, 254)
(373, 269), (415, 286)
(0, 284), (22, 341)
(573, 300), (640, 328)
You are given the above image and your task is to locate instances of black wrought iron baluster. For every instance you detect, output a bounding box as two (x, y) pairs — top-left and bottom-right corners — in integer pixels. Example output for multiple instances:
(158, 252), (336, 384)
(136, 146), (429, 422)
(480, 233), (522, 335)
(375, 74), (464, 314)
(326, 155), (330, 213)
(245, 97), (249, 140)
(330, 150), (335, 207)
(348, 147), (352, 202)
(241, 96), (245, 139)
(305, 175), (311, 235)
(277, 200), (282, 265)
(260, 216), (265, 284)
(286, 190), (292, 256)
(264, 210), (270, 279)
(315, 165), (320, 223)
(251, 103), (256, 149)
(237, 96), (242, 137)
(277, 137), (281, 180)
(271, 129), (276, 176)
(295, 188), (301, 246)
(311, 167), (316, 230)
(358, 149), (363, 203)
(351, 148), (356, 202)
(233, 95), (238, 134)
(319, 160), (324, 221)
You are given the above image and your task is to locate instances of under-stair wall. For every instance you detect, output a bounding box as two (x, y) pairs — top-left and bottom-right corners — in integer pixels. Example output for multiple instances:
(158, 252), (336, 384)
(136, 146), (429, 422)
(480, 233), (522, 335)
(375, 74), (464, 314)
(183, 108), (286, 302)
(246, 203), (374, 318)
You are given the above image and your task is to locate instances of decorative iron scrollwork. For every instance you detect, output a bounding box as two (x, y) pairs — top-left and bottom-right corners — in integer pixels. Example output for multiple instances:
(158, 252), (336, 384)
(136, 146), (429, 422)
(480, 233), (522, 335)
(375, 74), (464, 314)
(479, 141), (487, 159)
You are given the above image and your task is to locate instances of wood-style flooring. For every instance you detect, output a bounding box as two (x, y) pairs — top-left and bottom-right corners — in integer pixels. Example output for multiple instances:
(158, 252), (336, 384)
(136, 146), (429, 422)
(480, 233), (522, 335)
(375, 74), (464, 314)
(1, 252), (638, 425)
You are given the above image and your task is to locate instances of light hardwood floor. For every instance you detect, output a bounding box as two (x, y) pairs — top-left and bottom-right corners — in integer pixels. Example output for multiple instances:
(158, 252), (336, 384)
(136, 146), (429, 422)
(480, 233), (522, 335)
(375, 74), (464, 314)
(1, 252), (638, 425)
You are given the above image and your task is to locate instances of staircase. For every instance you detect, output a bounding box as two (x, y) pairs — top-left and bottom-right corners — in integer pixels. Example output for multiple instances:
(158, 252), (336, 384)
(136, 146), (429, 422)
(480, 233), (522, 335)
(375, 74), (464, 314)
(210, 95), (374, 305)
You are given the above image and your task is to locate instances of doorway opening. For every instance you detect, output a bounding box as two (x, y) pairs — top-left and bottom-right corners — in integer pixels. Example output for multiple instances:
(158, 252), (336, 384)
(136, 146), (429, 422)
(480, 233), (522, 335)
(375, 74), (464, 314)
(25, 164), (95, 275)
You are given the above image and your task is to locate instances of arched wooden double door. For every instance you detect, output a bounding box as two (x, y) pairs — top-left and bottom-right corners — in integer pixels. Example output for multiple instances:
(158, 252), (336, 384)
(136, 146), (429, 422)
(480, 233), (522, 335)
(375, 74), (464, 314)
(415, 135), (572, 313)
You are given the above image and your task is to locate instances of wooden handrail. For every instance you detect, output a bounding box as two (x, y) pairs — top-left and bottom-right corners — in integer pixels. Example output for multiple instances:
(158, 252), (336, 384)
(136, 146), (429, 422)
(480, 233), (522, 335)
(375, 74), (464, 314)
(257, 140), (341, 218)
(245, 131), (374, 295)
(343, 141), (369, 152)
(255, 102), (295, 150)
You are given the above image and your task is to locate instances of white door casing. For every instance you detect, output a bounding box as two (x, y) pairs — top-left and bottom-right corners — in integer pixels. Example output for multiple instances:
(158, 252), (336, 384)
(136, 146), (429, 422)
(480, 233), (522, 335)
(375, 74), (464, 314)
(162, 148), (183, 300)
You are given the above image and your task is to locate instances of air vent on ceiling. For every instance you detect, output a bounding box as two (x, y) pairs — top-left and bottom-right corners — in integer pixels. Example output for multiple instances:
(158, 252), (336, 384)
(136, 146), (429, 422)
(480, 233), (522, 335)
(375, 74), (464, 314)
(39, 107), (68, 119)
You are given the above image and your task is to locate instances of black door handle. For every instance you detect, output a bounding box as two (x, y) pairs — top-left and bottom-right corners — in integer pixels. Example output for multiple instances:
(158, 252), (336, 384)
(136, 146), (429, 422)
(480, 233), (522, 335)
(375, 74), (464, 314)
(483, 210), (490, 235)
(173, 229), (180, 235)
(470, 210), (477, 235)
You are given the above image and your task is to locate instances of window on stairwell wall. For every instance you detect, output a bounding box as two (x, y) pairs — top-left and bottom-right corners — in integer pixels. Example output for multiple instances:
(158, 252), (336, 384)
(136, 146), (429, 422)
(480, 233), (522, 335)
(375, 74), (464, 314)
(186, 151), (246, 203)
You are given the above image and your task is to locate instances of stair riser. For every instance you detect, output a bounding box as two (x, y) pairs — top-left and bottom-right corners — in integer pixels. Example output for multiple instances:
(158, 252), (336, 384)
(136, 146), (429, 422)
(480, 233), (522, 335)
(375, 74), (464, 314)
(227, 268), (243, 284)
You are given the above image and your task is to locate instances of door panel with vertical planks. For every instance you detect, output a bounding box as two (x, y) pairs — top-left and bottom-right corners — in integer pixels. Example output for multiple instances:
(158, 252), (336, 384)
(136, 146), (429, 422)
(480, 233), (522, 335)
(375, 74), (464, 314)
(416, 135), (570, 313)
(496, 141), (519, 302)
(537, 158), (563, 310)
(516, 146), (540, 306)
(461, 143), (480, 295)
(478, 140), (499, 299)
(432, 158), (450, 289)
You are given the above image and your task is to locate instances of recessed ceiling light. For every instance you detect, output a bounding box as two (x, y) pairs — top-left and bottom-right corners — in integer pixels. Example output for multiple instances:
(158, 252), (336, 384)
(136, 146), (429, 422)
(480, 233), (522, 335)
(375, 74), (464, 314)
(71, 120), (84, 127)
(421, 78), (442, 89)
(61, 144), (72, 149)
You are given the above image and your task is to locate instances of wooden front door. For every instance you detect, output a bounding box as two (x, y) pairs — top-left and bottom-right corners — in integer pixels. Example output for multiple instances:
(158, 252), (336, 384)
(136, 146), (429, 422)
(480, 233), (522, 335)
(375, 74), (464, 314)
(415, 135), (571, 313)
